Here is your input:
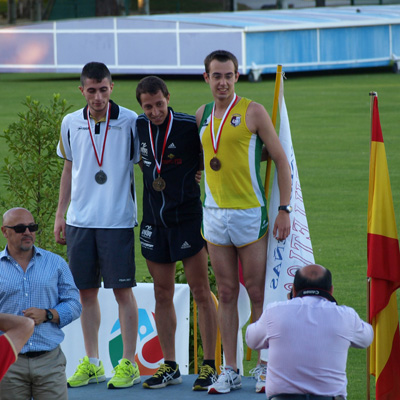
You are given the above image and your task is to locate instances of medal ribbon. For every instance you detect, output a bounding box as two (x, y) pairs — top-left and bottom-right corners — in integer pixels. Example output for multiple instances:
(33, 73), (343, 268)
(210, 93), (237, 155)
(87, 103), (111, 168)
(148, 110), (173, 175)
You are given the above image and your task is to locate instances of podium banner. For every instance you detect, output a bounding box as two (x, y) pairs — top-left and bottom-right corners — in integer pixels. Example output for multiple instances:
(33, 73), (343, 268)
(62, 283), (190, 377)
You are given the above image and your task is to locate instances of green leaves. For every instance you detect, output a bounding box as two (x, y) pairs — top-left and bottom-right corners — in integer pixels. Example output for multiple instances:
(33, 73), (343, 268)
(0, 94), (72, 256)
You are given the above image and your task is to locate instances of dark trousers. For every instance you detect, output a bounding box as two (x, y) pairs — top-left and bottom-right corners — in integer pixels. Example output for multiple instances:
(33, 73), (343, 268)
(269, 394), (345, 400)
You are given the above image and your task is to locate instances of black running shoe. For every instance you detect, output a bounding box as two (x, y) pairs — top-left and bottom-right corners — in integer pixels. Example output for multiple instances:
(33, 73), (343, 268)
(192, 364), (218, 391)
(142, 363), (182, 389)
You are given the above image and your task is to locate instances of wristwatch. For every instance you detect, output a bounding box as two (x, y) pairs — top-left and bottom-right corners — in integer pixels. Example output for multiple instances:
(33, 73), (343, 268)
(278, 205), (293, 213)
(45, 309), (53, 322)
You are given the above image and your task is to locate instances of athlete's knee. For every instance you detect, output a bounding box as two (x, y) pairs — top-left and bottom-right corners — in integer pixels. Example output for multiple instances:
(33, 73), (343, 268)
(113, 287), (135, 304)
(245, 284), (264, 306)
(153, 284), (174, 303)
(190, 284), (213, 305)
(80, 288), (99, 304)
(217, 284), (239, 304)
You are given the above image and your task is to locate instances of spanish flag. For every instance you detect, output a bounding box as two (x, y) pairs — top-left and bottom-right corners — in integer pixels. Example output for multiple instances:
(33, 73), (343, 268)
(367, 93), (400, 399)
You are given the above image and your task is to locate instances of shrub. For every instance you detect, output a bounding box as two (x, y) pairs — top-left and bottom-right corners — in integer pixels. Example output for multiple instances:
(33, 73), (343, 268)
(0, 94), (71, 256)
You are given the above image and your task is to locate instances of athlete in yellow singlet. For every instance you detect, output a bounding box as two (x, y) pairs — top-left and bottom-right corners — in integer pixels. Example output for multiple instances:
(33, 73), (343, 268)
(196, 50), (292, 395)
(200, 97), (266, 210)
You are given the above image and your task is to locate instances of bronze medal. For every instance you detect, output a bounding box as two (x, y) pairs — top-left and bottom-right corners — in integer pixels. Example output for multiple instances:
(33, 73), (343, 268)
(209, 94), (237, 174)
(152, 176), (166, 192)
(210, 157), (221, 171)
(95, 170), (107, 184)
(148, 111), (173, 192)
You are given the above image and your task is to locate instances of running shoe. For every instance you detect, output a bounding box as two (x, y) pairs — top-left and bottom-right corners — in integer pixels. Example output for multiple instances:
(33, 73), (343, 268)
(250, 364), (267, 393)
(192, 364), (218, 391)
(142, 363), (183, 389)
(67, 356), (106, 387)
(208, 366), (241, 394)
(107, 358), (141, 389)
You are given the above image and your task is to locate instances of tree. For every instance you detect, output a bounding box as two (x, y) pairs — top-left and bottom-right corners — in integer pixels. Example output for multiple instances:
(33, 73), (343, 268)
(0, 95), (71, 256)
(7, 0), (16, 24)
(96, 0), (125, 16)
(7, 0), (43, 22)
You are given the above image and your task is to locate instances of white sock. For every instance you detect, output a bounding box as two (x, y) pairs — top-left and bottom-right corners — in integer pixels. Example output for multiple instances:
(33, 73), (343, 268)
(89, 357), (100, 366)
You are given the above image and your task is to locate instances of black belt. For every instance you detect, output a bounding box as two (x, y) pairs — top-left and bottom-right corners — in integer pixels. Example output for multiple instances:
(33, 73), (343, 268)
(269, 395), (345, 400)
(19, 351), (49, 358)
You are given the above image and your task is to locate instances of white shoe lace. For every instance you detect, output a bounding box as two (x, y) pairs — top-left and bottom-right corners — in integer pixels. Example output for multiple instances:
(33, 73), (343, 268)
(217, 366), (238, 384)
(250, 364), (267, 381)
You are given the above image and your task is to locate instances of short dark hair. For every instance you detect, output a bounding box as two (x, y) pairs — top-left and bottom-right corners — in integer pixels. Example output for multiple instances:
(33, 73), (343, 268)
(204, 50), (238, 74)
(294, 267), (332, 292)
(80, 62), (112, 87)
(136, 76), (169, 105)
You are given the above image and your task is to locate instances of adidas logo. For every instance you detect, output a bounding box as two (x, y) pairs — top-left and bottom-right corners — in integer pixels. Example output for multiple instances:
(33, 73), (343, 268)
(181, 241), (191, 249)
(168, 143), (176, 149)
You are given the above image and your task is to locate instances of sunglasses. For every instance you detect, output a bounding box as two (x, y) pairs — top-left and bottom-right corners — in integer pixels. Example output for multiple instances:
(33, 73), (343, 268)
(4, 224), (39, 233)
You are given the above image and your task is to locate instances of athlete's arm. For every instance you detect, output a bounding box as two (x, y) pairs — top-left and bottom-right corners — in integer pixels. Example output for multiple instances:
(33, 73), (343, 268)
(247, 102), (291, 241)
(195, 107), (207, 184)
(0, 313), (34, 354)
(54, 160), (72, 245)
(195, 105), (206, 128)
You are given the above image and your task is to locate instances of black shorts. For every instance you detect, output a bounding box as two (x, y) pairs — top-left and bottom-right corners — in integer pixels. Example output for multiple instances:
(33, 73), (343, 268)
(139, 218), (205, 263)
(66, 225), (136, 289)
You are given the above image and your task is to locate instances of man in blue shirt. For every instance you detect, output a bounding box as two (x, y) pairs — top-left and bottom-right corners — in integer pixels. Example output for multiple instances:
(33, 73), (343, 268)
(0, 207), (82, 400)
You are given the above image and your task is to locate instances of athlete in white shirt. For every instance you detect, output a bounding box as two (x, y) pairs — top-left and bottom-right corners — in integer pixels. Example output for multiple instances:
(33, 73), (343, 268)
(54, 62), (141, 390)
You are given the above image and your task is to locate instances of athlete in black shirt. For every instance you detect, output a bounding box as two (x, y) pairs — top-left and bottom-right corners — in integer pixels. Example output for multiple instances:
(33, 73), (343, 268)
(135, 76), (218, 391)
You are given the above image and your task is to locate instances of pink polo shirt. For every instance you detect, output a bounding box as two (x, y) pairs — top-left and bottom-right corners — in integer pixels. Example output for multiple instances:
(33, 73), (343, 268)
(246, 296), (373, 399)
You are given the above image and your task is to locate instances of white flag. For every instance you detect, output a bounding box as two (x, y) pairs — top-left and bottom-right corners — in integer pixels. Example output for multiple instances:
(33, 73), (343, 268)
(264, 77), (315, 313)
(260, 77), (315, 361)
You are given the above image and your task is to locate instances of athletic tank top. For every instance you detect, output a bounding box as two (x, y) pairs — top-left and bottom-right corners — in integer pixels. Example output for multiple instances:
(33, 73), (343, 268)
(200, 97), (266, 209)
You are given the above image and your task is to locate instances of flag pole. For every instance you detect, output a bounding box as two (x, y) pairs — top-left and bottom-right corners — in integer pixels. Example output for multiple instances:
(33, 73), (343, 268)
(264, 64), (283, 197)
(366, 277), (371, 400)
(246, 65), (283, 362)
(366, 91), (376, 400)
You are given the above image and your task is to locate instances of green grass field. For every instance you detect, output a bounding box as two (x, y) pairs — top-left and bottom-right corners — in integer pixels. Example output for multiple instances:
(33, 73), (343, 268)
(1, 68), (400, 398)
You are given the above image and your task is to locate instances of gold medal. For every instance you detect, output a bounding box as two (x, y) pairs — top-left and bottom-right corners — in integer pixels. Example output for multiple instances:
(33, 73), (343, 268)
(152, 176), (166, 191)
(210, 157), (221, 171)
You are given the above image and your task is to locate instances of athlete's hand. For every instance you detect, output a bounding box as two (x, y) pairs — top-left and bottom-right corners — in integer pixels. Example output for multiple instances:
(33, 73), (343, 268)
(261, 146), (269, 162)
(195, 170), (202, 184)
(54, 216), (67, 245)
(273, 212), (291, 241)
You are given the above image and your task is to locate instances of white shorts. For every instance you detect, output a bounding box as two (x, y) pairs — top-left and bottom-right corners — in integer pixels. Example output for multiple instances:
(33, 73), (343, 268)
(202, 206), (268, 248)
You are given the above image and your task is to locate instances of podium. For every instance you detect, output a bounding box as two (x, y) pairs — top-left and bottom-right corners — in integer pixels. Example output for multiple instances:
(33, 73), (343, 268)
(62, 283), (190, 377)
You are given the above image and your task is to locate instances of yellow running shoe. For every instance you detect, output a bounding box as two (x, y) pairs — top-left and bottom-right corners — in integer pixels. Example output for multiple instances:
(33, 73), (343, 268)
(107, 358), (141, 389)
(67, 356), (106, 388)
